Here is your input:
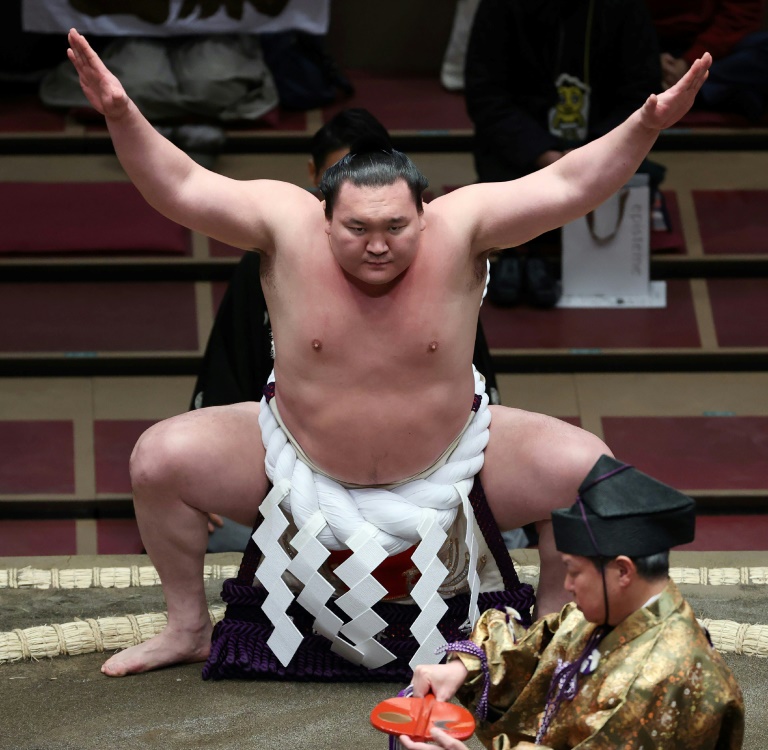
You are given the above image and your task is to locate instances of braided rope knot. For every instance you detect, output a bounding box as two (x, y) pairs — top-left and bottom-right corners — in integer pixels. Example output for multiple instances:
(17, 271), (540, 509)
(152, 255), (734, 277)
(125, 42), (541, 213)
(255, 368), (491, 669)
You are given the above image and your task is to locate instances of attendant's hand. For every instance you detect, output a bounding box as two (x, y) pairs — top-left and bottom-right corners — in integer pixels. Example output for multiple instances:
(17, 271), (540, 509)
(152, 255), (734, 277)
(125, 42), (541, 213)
(640, 52), (711, 131)
(67, 28), (130, 120)
(660, 53), (691, 91)
(206, 513), (224, 535)
(411, 659), (469, 702)
(399, 727), (470, 750)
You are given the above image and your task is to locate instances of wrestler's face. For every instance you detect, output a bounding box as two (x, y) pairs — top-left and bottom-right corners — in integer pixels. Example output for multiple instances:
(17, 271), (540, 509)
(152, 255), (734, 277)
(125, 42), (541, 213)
(561, 554), (616, 624)
(324, 179), (426, 288)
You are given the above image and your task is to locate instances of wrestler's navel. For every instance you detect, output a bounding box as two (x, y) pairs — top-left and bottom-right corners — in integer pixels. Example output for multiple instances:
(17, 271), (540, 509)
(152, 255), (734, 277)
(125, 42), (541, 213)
(312, 339), (322, 352)
(428, 340), (439, 353)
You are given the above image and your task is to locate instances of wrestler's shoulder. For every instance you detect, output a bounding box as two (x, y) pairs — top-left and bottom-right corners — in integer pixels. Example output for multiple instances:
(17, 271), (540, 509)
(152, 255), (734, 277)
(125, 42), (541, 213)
(241, 179), (321, 212)
(429, 184), (490, 206)
(425, 188), (486, 229)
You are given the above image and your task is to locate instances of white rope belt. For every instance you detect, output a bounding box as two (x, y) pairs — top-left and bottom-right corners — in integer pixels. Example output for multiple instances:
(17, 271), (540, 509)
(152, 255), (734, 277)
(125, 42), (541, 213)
(254, 368), (490, 669)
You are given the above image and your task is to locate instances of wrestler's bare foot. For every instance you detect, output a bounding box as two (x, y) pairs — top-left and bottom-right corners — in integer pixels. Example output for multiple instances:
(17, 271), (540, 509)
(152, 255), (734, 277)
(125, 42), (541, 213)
(101, 624), (212, 677)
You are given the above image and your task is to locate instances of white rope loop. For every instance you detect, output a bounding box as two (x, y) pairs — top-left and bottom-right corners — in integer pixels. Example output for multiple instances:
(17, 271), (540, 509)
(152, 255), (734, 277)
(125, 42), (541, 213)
(259, 368), (490, 553)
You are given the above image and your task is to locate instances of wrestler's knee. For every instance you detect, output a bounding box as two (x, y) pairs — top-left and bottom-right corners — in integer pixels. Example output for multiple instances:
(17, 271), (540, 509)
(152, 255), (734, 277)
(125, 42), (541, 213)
(568, 429), (613, 479)
(129, 415), (203, 494)
(534, 424), (613, 507)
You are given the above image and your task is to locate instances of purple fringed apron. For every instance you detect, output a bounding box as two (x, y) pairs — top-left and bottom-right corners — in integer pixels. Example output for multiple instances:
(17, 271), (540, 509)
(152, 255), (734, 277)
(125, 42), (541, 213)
(202, 477), (534, 682)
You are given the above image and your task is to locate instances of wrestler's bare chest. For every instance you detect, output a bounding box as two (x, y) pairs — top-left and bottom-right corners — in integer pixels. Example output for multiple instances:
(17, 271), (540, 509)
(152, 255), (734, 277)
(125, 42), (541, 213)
(261, 228), (483, 485)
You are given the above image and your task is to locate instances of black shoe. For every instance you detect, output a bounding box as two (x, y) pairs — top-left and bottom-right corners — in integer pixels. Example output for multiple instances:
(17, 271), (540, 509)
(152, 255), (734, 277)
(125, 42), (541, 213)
(523, 253), (561, 308)
(488, 251), (523, 307)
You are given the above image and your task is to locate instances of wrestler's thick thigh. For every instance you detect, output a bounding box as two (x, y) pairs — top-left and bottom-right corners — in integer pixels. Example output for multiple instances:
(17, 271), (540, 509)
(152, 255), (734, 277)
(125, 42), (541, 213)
(479, 405), (611, 530)
(130, 402), (268, 527)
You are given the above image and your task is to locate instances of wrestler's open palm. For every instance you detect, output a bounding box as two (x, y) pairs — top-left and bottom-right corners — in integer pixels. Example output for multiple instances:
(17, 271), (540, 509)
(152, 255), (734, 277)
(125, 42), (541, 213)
(67, 28), (129, 120)
(639, 52), (711, 132)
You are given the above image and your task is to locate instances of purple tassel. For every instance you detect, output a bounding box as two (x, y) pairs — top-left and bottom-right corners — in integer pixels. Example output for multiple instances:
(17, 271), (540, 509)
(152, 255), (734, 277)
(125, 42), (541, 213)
(436, 641), (490, 721)
(536, 626), (608, 744)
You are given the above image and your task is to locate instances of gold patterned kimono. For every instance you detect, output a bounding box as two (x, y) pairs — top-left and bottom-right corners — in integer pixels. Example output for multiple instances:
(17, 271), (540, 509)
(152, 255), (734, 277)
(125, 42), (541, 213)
(455, 581), (744, 750)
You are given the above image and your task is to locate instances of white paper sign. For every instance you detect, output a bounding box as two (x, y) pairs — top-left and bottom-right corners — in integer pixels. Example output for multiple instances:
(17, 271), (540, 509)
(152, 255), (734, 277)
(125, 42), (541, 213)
(559, 174), (666, 308)
(23, 0), (329, 36)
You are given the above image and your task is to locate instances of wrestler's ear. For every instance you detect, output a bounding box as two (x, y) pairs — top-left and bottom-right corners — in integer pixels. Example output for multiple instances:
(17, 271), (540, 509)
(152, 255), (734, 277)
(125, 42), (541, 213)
(418, 211), (426, 231)
(308, 157), (319, 187)
(323, 202), (332, 234)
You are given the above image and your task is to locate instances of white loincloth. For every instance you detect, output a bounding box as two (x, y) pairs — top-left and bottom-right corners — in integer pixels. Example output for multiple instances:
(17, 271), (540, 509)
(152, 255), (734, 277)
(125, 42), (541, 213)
(254, 367), (491, 669)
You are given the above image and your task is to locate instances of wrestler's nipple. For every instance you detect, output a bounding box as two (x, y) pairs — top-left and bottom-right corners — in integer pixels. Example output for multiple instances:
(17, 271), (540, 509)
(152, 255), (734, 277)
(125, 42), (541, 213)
(312, 339), (322, 352)
(428, 340), (438, 353)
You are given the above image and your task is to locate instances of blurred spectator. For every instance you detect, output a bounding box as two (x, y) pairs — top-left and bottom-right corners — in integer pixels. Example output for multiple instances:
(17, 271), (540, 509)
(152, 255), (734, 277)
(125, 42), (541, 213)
(40, 35), (278, 119)
(0, 2), (68, 94)
(260, 29), (354, 110)
(36, 26), (351, 161)
(647, 0), (768, 120)
(440, 0), (481, 91)
(464, 0), (662, 308)
(38, 34), (280, 167)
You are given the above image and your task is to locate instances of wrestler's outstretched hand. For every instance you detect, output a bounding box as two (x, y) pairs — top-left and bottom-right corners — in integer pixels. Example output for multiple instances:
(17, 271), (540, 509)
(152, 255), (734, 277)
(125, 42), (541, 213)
(399, 727), (470, 750)
(67, 28), (130, 120)
(411, 659), (469, 702)
(639, 52), (711, 132)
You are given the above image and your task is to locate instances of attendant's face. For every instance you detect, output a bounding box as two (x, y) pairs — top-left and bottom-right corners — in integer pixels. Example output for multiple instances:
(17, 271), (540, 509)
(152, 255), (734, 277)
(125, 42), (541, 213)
(561, 553), (614, 624)
(324, 179), (426, 287)
(309, 146), (350, 187)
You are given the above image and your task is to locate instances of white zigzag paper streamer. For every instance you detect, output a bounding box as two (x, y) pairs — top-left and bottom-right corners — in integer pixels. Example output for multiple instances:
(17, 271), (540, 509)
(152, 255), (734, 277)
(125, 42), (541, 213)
(409, 510), (450, 668)
(287, 511), (344, 642)
(462, 486), (481, 631)
(252, 479), (304, 667)
(331, 524), (396, 668)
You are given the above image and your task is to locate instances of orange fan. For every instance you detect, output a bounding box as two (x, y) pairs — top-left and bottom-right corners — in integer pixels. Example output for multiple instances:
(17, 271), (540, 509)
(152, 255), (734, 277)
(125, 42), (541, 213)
(370, 693), (476, 742)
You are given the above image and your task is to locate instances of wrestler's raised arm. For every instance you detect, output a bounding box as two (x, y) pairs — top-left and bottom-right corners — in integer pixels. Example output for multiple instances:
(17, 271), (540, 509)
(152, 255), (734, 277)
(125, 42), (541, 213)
(66, 29), (313, 251)
(439, 53), (711, 254)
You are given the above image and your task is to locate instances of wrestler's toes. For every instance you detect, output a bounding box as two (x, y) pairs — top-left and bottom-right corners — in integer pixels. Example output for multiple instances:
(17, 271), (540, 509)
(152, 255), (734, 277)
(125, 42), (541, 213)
(101, 653), (135, 677)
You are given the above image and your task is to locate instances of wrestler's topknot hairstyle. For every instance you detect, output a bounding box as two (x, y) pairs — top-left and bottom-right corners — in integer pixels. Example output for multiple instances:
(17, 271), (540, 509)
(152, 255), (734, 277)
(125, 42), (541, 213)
(319, 141), (429, 218)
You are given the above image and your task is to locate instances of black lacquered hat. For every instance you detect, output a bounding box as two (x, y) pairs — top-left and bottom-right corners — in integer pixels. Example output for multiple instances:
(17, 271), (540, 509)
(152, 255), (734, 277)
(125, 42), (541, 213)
(552, 455), (696, 558)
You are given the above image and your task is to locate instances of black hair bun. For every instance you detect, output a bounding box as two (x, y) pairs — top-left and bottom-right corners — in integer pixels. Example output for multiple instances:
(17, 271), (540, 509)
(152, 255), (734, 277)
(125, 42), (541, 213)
(348, 134), (393, 156)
